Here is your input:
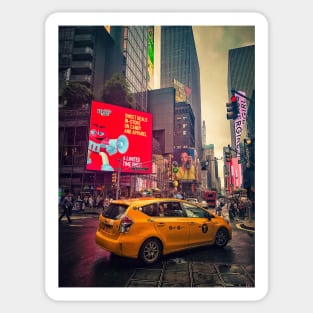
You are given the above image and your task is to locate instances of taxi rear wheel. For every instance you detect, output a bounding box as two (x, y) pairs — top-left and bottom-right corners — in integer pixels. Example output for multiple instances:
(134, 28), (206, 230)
(139, 238), (162, 265)
(215, 228), (229, 248)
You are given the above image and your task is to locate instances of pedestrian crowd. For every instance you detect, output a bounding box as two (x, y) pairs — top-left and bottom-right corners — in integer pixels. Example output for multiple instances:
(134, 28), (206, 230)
(215, 197), (254, 223)
(59, 193), (110, 223)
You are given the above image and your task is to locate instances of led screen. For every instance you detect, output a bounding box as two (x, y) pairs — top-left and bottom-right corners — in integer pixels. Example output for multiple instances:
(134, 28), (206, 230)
(172, 147), (197, 181)
(86, 100), (152, 174)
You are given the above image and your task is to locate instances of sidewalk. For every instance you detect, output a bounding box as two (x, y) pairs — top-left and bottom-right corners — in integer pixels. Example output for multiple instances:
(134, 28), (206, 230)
(237, 220), (255, 231)
(207, 208), (254, 232)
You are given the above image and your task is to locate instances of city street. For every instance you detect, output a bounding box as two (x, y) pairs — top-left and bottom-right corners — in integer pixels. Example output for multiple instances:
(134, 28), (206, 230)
(59, 213), (255, 287)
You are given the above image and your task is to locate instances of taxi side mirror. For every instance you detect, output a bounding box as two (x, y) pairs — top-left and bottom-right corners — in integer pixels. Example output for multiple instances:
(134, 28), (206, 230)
(207, 212), (213, 221)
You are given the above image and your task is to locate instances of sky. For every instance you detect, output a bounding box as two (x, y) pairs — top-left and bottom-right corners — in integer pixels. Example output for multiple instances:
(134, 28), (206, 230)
(154, 26), (255, 180)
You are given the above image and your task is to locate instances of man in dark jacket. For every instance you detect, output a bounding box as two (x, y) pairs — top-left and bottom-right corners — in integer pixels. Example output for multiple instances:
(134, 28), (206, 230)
(59, 193), (73, 223)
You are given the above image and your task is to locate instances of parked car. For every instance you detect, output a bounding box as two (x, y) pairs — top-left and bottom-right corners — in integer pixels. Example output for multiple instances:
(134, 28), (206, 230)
(95, 197), (232, 265)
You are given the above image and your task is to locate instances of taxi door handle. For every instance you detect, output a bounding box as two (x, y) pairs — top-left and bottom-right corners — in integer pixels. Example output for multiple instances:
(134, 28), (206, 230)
(157, 223), (165, 227)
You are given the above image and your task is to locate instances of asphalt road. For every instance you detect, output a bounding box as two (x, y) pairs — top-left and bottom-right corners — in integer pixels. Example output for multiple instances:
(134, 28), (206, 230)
(59, 214), (255, 287)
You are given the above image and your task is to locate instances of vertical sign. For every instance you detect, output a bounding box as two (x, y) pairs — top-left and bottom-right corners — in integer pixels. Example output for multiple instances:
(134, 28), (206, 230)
(234, 90), (248, 158)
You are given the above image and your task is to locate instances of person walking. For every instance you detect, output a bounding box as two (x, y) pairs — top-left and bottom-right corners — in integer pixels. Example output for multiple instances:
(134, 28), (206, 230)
(59, 193), (73, 223)
(229, 200), (236, 221)
(216, 198), (222, 216)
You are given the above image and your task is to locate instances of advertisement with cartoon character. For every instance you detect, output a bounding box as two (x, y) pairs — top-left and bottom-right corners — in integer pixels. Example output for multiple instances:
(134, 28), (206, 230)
(86, 100), (152, 174)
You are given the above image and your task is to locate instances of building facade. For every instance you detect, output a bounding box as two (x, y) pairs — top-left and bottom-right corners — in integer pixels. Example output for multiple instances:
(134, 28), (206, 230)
(58, 25), (207, 199)
(160, 26), (202, 160)
(226, 45), (255, 199)
(227, 45), (255, 149)
(58, 26), (151, 198)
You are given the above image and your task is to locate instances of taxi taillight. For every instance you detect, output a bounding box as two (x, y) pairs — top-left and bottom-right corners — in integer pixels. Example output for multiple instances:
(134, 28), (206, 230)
(119, 215), (134, 233)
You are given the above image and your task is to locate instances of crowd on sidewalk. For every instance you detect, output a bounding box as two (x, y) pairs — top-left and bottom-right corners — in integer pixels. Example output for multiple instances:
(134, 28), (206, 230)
(59, 193), (109, 223)
(215, 197), (254, 223)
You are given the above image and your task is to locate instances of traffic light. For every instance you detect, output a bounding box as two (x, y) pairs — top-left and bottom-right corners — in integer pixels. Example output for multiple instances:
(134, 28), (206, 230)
(112, 172), (117, 183)
(231, 95), (239, 119)
(172, 161), (178, 174)
(226, 102), (233, 120)
(226, 95), (239, 120)
(225, 151), (231, 162)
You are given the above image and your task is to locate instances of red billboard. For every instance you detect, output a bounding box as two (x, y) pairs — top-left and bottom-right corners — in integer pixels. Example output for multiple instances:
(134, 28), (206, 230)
(86, 100), (152, 174)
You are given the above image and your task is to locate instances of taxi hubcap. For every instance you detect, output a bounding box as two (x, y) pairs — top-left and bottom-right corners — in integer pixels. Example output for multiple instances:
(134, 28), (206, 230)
(144, 242), (159, 261)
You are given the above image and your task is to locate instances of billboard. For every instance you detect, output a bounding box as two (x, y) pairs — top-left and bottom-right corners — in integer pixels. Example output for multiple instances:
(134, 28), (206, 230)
(147, 27), (154, 89)
(234, 90), (248, 158)
(86, 100), (152, 174)
(172, 147), (197, 181)
(230, 157), (242, 189)
(173, 79), (192, 103)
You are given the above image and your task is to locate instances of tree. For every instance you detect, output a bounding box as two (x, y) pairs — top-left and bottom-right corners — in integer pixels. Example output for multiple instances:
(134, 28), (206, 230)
(61, 82), (93, 108)
(101, 73), (136, 109)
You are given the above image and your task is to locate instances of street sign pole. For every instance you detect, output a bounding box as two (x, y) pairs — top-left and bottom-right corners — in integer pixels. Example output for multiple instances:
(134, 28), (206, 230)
(116, 158), (121, 200)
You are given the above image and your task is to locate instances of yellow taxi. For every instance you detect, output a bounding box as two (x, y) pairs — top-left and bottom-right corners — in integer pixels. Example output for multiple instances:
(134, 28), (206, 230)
(95, 197), (232, 265)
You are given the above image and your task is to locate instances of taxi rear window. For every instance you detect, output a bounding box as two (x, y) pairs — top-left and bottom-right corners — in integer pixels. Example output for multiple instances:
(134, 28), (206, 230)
(102, 204), (128, 219)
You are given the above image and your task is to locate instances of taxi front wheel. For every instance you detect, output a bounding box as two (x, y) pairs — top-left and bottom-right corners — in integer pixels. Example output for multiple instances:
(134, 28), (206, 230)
(139, 238), (162, 265)
(215, 228), (229, 248)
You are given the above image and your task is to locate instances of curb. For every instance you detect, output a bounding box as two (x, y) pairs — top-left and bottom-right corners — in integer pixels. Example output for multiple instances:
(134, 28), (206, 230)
(236, 222), (255, 232)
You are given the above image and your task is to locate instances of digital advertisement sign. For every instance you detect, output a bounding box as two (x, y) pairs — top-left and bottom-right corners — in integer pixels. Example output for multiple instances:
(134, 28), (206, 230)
(172, 147), (197, 181)
(86, 100), (152, 174)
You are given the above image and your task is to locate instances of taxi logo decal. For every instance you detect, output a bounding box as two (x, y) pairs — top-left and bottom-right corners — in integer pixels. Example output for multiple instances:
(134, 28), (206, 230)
(202, 224), (208, 233)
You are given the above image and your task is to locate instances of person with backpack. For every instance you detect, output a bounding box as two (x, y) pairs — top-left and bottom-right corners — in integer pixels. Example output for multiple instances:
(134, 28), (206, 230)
(59, 193), (73, 224)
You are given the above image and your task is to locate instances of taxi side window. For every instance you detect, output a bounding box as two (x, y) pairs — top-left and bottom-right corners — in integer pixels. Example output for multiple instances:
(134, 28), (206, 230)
(181, 202), (207, 218)
(163, 202), (185, 217)
(142, 204), (159, 216)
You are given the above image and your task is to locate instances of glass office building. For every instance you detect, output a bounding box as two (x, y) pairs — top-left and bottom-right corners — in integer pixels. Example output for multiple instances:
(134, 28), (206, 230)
(160, 26), (202, 160)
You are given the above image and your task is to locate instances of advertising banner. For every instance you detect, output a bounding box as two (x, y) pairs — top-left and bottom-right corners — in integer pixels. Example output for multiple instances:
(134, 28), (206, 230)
(234, 90), (248, 158)
(147, 27), (154, 89)
(172, 147), (197, 181)
(86, 100), (152, 174)
(173, 78), (192, 103)
(230, 157), (242, 189)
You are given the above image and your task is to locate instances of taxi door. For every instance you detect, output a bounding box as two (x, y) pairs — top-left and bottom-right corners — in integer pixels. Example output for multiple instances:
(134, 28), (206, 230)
(182, 203), (216, 247)
(154, 202), (189, 253)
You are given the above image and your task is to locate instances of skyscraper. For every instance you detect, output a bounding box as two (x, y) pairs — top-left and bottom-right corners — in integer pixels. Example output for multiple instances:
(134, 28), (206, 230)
(228, 45), (255, 102)
(160, 26), (202, 159)
(106, 26), (149, 111)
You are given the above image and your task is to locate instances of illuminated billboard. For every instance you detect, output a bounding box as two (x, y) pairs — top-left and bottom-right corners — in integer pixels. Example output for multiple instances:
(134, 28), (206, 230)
(147, 27), (154, 89)
(172, 147), (197, 181)
(86, 100), (152, 174)
(173, 78), (192, 103)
